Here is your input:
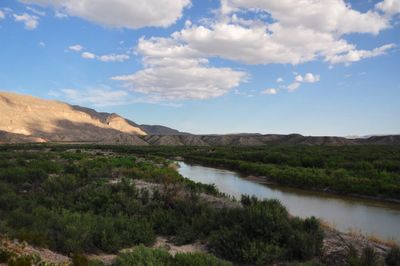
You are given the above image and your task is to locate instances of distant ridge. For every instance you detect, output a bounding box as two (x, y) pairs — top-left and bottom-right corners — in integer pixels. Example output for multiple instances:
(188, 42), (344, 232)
(139, 125), (191, 136)
(0, 91), (399, 145)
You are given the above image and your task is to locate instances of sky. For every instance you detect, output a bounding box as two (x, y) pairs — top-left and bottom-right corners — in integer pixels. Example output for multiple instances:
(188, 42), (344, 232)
(0, 0), (399, 136)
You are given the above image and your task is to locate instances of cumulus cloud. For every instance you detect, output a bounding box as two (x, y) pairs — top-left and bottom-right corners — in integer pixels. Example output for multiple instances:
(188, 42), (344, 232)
(276, 77), (284, 83)
(376, 0), (400, 16)
(222, 0), (390, 35)
(295, 73), (320, 83)
(81, 52), (96, 59)
(20, 0), (191, 29)
(69, 44), (83, 52)
(59, 87), (130, 106)
(141, 0), (395, 66)
(112, 64), (246, 101)
(13, 13), (39, 29)
(262, 88), (278, 95)
(0, 10), (5, 20)
(112, 37), (246, 101)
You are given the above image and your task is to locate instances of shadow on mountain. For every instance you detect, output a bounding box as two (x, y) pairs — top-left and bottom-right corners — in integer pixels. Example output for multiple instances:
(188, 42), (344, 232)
(1, 118), (400, 146)
(22, 119), (148, 145)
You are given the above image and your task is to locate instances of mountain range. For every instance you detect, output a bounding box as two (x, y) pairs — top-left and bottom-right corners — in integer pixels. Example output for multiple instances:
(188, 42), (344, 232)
(1, 91), (399, 146)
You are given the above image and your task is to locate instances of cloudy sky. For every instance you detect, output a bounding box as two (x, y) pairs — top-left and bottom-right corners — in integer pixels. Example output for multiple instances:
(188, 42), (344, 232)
(0, 0), (399, 136)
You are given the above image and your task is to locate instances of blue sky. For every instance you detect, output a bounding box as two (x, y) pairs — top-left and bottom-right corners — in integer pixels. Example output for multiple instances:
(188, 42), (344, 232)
(0, 0), (399, 136)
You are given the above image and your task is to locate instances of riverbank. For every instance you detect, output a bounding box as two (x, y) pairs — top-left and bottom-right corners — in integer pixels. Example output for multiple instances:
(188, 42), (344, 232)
(241, 173), (400, 205)
(181, 157), (400, 205)
(177, 161), (400, 246)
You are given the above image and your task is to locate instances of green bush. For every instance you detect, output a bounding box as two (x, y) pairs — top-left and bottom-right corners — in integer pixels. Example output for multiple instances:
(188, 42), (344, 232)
(385, 247), (400, 266)
(360, 246), (380, 266)
(8, 254), (41, 266)
(0, 148), (328, 265)
(115, 245), (173, 266)
(174, 252), (232, 266)
(0, 246), (15, 263)
(208, 198), (323, 263)
(346, 245), (361, 266)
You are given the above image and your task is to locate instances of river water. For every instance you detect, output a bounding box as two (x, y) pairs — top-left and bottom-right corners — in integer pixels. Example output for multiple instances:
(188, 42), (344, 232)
(177, 161), (400, 243)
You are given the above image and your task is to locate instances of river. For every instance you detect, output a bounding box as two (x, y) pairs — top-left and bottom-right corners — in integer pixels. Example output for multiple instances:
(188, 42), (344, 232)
(177, 161), (400, 243)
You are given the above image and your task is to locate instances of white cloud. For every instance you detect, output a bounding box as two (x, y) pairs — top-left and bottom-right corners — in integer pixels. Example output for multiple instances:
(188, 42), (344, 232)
(81, 52), (95, 59)
(286, 72), (320, 92)
(295, 75), (303, 82)
(262, 88), (278, 95)
(287, 82), (301, 92)
(276, 77), (284, 83)
(20, 0), (191, 29)
(139, 0), (395, 66)
(59, 87), (130, 106)
(376, 0), (400, 16)
(13, 13), (39, 30)
(112, 64), (246, 101)
(326, 43), (396, 64)
(69, 44), (83, 52)
(54, 10), (68, 18)
(112, 37), (246, 101)
(98, 54), (130, 62)
(80, 51), (130, 62)
(70, 45), (130, 62)
(176, 18), (395, 65)
(0, 10), (5, 20)
(38, 41), (46, 47)
(222, 0), (390, 35)
(26, 6), (45, 16)
(296, 73), (320, 83)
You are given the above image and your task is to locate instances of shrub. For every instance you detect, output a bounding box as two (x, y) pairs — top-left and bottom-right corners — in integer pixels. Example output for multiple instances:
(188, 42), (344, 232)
(174, 252), (232, 266)
(360, 246), (380, 266)
(346, 245), (360, 266)
(0, 246), (15, 263)
(115, 245), (173, 266)
(385, 246), (400, 266)
(208, 199), (323, 263)
(8, 254), (41, 266)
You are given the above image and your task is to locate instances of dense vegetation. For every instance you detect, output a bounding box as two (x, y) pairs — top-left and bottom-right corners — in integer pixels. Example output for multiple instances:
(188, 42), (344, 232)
(98, 145), (400, 200)
(0, 147), (325, 265)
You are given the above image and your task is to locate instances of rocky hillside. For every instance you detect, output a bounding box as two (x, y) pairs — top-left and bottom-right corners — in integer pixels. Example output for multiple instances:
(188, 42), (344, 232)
(139, 124), (191, 135)
(0, 91), (149, 143)
(142, 134), (400, 146)
(0, 91), (399, 145)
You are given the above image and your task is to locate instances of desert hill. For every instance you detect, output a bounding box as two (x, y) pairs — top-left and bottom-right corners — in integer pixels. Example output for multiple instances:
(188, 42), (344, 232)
(0, 91), (147, 142)
(0, 91), (399, 145)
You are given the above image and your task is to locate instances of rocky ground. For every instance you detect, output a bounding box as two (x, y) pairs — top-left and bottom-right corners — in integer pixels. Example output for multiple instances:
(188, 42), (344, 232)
(320, 227), (392, 265)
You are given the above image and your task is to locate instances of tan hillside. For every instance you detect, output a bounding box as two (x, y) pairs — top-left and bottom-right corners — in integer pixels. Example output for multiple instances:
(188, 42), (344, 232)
(0, 91), (146, 142)
(1, 91), (399, 146)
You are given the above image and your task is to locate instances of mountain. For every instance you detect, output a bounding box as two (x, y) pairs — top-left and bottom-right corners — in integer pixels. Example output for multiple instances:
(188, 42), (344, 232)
(139, 125), (191, 135)
(139, 134), (400, 146)
(0, 91), (399, 145)
(142, 134), (358, 146)
(0, 91), (147, 143)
